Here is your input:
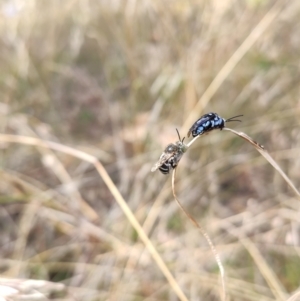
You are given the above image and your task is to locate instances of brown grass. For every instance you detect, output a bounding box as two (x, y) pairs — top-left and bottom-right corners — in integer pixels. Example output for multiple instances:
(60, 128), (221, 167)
(1, 0), (300, 300)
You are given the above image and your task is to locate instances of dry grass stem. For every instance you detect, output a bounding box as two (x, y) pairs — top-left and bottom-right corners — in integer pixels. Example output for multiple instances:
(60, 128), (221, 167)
(0, 134), (190, 301)
(240, 238), (287, 301)
(286, 290), (300, 301)
(223, 128), (300, 199)
(2, 1), (299, 299)
(172, 168), (226, 301)
(182, 0), (283, 133)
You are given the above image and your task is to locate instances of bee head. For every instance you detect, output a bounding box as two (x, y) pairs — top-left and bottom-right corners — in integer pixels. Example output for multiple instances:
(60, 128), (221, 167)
(175, 129), (188, 152)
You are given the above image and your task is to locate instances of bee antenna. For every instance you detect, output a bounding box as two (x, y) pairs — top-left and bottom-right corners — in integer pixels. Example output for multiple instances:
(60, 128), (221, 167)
(226, 114), (243, 123)
(176, 128), (185, 142)
(175, 128), (181, 141)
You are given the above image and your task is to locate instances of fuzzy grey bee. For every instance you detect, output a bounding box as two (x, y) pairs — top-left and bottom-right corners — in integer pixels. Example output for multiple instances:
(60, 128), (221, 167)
(151, 129), (188, 174)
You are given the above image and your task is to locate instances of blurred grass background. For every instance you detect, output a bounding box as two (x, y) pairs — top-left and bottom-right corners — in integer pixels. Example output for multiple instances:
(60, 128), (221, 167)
(0, 0), (300, 300)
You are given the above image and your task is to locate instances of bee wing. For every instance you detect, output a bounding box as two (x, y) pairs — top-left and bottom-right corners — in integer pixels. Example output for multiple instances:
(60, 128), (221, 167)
(151, 152), (174, 172)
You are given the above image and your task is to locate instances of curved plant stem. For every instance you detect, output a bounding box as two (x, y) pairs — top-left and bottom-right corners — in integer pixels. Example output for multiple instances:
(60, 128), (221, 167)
(186, 128), (300, 200)
(223, 128), (300, 199)
(172, 168), (226, 301)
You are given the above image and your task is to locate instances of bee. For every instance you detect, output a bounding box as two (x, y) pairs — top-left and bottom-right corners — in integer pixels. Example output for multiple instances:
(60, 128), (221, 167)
(151, 129), (188, 174)
(187, 112), (243, 138)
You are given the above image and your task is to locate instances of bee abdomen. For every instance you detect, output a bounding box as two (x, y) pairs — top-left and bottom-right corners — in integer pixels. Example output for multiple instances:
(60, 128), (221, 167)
(159, 163), (171, 174)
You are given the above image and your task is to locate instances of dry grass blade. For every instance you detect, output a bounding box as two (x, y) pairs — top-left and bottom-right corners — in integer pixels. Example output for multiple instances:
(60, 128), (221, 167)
(223, 128), (300, 199)
(220, 219), (287, 300)
(0, 134), (190, 301)
(182, 0), (283, 134)
(286, 290), (300, 301)
(171, 168), (226, 301)
(241, 237), (287, 301)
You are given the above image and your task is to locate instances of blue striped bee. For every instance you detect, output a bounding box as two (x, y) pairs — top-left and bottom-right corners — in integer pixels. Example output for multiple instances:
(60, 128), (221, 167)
(151, 129), (188, 174)
(187, 112), (243, 138)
